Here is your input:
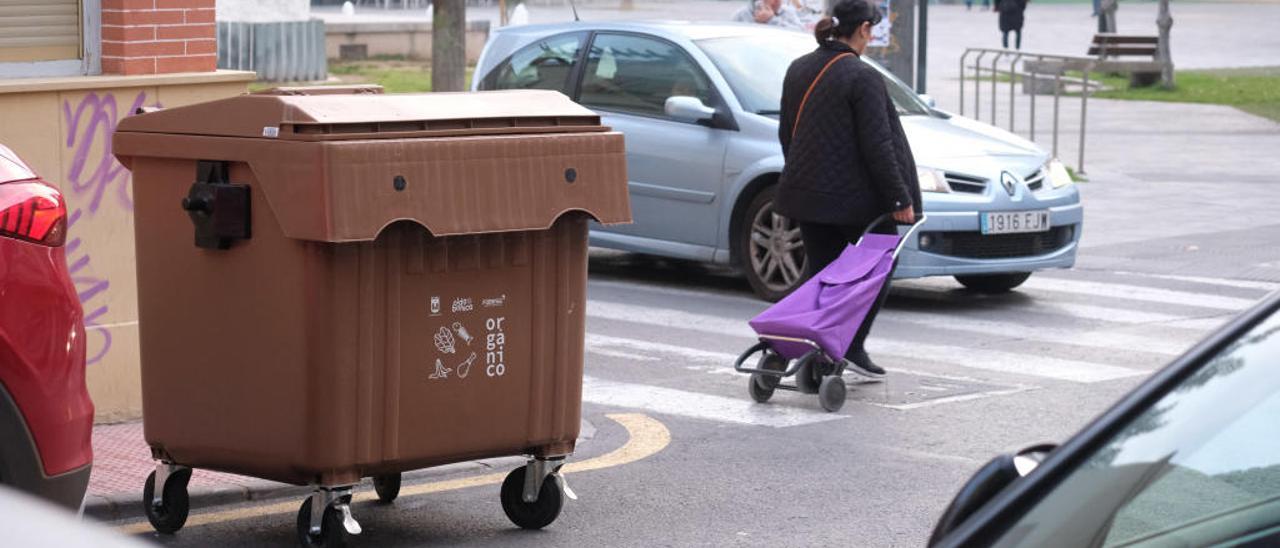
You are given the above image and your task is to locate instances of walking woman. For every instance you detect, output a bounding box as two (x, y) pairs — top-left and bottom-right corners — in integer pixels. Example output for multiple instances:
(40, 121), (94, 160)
(776, 0), (922, 380)
(997, 0), (1028, 50)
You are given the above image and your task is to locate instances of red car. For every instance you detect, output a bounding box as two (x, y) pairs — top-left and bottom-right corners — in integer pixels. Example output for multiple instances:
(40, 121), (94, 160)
(0, 143), (93, 509)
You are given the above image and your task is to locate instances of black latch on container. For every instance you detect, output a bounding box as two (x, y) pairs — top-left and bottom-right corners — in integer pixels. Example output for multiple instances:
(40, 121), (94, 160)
(182, 160), (251, 250)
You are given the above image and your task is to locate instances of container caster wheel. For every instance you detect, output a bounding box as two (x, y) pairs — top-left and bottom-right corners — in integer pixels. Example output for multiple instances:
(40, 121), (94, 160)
(143, 466), (192, 534)
(373, 473), (401, 503)
(818, 375), (847, 412)
(296, 496), (351, 548)
(500, 465), (563, 529)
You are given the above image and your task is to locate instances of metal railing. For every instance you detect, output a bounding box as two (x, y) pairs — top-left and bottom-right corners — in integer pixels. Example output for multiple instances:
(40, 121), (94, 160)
(218, 19), (328, 83)
(958, 48), (1100, 175)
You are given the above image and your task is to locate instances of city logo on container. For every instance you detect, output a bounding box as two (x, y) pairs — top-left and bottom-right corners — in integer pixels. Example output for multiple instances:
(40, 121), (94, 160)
(430, 296), (441, 316)
(452, 297), (474, 313)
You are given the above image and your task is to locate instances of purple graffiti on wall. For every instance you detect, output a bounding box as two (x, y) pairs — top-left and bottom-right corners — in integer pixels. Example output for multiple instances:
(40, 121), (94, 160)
(61, 91), (151, 365)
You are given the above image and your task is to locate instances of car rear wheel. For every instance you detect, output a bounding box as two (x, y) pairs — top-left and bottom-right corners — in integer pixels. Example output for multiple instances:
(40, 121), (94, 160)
(955, 273), (1032, 294)
(737, 186), (806, 302)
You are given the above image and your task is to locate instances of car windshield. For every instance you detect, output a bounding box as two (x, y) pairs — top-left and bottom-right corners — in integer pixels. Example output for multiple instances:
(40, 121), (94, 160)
(991, 309), (1280, 547)
(695, 33), (933, 117)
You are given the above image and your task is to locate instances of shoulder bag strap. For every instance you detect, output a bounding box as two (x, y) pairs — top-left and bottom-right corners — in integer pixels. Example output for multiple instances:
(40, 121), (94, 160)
(791, 52), (854, 139)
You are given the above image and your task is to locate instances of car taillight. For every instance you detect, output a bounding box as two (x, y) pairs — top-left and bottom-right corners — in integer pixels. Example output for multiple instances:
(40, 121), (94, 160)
(0, 181), (67, 247)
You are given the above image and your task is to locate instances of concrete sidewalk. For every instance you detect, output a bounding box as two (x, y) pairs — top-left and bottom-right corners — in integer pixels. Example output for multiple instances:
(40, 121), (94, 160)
(85, 420), (592, 523)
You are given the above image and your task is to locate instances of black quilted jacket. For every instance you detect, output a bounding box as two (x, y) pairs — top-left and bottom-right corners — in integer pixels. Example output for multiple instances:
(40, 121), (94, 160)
(776, 41), (922, 227)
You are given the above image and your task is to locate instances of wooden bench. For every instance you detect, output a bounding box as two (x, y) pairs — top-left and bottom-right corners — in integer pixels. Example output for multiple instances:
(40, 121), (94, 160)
(1088, 34), (1167, 87)
(1019, 58), (1103, 95)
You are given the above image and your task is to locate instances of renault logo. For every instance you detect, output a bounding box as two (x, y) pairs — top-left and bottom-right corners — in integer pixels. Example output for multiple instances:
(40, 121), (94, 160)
(1000, 172), (1019, 196)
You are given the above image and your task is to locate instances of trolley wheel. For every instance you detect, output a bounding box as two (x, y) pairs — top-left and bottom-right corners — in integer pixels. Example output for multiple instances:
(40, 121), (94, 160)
(748, 374), (775, 403)
(797, 358), (833, 394)
(818, 375), (847, 413)
(296, 496), (349, 548)
(143, 468), (192, 534)
(756, 352), (787, 391)
(372, 473), (401, 503)
(500, 466), (564, 530)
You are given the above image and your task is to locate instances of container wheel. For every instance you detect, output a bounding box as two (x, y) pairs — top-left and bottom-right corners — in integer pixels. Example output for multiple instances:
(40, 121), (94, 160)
(296, 496), (348, 548)
(143, 468), (192, 534)
(500, 466), (563, 530)
(748, 374), (775, 403)
(818, 375), (847, 413)
(373, 473), (401, 503)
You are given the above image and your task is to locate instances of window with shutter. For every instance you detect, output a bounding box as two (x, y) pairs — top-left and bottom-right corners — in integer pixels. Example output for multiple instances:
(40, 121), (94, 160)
(0, 0), (82, 63)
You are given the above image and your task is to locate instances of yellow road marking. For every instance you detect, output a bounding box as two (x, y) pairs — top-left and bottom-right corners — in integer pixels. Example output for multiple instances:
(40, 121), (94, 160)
(118, 413), (669, 535)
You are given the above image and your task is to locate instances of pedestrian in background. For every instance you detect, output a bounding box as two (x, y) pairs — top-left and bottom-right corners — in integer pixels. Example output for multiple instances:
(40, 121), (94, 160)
(997, 0), (1028, 50)
(964, 0), (992, 12)
(733, 0), (805, 29)
(776, 0), (922, 380)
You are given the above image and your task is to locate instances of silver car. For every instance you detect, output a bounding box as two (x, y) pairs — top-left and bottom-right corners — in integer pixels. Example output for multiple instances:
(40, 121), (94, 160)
(473, 21), (1083, 300)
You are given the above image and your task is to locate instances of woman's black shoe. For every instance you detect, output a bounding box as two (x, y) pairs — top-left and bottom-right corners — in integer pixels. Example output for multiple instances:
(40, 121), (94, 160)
(844, 350), (886, 381)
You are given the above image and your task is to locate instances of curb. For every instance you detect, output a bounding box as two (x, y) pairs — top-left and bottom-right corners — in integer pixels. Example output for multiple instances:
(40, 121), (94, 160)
(88, 418), (597, 523)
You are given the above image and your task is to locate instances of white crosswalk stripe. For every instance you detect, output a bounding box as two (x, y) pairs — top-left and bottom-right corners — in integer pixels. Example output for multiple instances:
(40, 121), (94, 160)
(587, 333), (739, 367)
(582, 376), (848, 427)
(580, 270), (1272, 421)
(892, 286), (1232, 331)
(1030, 301), (1227, 331)
(594, 275), (1251, 331)
(1018, 277), (1260, 311)
(883, 309), (1191, 356)
(1111, 271), (1280, 292)
(587, 300), (1147, 383)
(866, 339), (1144, 383)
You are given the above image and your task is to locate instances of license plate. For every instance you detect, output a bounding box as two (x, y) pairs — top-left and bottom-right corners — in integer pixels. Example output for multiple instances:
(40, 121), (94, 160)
(981, 210), (1051, 235)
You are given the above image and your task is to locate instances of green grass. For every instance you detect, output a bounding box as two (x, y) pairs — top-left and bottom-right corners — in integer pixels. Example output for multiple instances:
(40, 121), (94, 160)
(1079, 67), (1280, 123)
(250, 57), (474, 94)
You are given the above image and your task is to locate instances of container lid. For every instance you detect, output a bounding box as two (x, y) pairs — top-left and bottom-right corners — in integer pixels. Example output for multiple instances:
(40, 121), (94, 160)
(115, 87), (607, 141)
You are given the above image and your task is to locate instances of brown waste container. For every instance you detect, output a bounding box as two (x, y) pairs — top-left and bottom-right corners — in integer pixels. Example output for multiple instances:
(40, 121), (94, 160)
(113, 86), (630, 545)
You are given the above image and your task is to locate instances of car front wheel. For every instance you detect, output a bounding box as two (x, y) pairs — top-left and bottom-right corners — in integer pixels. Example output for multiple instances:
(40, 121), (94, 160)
(955, 272), (1032, 294)
(737, 186), (807, 302)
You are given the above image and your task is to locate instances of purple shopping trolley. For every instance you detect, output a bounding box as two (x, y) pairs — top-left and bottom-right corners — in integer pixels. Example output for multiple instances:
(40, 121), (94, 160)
(733, 214), (926, 412)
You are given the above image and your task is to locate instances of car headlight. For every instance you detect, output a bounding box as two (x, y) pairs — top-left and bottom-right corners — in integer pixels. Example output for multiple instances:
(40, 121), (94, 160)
(1047, 160), (1073, 189)
(917, 167), (950, 193)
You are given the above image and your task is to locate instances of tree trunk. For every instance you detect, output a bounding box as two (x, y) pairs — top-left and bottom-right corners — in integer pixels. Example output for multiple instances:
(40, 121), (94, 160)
(432, 0), (467, 92)
(1157, 0), (1174, 89)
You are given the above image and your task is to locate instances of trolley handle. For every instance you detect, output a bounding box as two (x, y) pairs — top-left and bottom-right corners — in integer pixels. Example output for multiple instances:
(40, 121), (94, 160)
(855, 213), (929, 259)
(856, 212), (899, 243)
(856, 211), (928, 242)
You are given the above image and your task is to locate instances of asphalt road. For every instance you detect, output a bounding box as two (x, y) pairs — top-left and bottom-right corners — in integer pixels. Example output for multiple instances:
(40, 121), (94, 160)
(104, 237), (1277, 546)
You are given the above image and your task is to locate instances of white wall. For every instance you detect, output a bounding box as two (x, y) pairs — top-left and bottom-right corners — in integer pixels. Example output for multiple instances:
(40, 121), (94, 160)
(217, 0), (311, 22)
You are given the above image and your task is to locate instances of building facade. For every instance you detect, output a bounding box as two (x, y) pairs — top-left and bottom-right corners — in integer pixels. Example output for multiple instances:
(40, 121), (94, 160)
(0, 0), (254, 422)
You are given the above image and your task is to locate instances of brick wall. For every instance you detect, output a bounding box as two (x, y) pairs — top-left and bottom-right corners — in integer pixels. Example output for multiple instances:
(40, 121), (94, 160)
(101, 0), (217, 75)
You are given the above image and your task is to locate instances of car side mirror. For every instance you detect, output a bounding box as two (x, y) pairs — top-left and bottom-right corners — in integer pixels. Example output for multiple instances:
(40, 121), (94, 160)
(927, 443), (1057, 546)
(919, 93), (937, 108)
(664, 96), (717, 124)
